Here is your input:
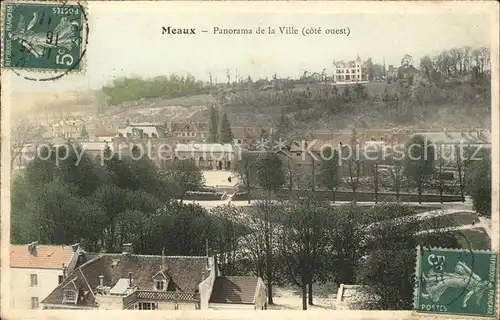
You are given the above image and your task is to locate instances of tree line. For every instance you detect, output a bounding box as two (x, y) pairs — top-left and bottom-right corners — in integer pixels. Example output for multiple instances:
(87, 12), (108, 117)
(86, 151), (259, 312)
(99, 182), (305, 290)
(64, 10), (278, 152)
(11, 142), (239, 256)
(102, 74), (209, 106)
(233, 136), (492, 218)
(10, 139), (491, 310)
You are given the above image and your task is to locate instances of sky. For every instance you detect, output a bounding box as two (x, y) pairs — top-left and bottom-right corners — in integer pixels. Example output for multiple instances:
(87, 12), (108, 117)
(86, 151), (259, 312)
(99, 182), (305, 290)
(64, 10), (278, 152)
(7, 1), (494, 93)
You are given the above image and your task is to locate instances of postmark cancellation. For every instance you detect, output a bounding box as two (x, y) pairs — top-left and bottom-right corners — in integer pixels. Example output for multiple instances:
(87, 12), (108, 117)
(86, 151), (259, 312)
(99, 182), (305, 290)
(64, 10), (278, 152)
(414, 246), (499, 317)
(1, 0), (88, 77)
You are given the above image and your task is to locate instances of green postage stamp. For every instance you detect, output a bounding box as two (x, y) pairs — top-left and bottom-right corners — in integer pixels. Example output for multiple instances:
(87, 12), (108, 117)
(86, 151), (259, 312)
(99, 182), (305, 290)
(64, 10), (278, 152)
(2, 1), (88, 73)
(414, 246), (499, 317)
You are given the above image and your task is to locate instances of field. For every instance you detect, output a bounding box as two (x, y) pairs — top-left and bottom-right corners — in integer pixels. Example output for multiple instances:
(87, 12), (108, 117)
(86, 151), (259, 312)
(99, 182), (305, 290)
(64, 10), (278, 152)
(448, 228), (491, 250)
(419, 211), (480, 228)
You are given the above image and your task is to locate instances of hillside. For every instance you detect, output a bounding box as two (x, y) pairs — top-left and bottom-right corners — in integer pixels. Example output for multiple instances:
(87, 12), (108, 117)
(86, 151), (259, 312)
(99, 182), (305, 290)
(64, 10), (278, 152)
(189, 81), (491, 132)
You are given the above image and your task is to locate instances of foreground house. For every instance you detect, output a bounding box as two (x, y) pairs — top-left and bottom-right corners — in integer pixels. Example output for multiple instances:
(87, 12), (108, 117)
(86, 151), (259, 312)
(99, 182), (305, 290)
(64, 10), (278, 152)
(41, 244), (266, 310)
(9, 242), (84, 309)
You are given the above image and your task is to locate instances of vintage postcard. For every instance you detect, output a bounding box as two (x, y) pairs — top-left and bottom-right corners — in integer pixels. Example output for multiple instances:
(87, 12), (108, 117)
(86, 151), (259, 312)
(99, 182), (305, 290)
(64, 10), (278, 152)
(1, 1), (499, 320)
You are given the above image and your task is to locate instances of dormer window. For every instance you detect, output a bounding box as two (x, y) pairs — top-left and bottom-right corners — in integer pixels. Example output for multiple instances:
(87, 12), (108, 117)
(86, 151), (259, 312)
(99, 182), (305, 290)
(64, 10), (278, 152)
(63, 289), (77, 304)
(152, 270), (168, 291)
(154, 279), (165, 291)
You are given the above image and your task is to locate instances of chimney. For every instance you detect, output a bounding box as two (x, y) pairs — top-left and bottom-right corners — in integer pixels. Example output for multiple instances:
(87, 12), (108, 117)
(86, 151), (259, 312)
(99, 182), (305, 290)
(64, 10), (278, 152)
(28, 241), (38, 256)
(161, 247), (166, 270)
(99, 275), (104, 287)
(128, 272), (133, 288)
(71, 243), (80, 252)
(122, 243), (133, 255)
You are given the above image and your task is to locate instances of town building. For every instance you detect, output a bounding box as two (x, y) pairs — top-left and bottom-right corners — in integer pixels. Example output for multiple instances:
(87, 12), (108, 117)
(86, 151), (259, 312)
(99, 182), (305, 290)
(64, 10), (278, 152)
(52, 119), (86, 139)
(9, 242), (84, 309)
(117, 122), (167, 139)
(175, 143), (237, 170)
(231, 126), (269, 146)
(41, 244), (266, 310)
(332, 56), (368, 83)
(89, 128), (117, 142)
(167, 121), (209, 142)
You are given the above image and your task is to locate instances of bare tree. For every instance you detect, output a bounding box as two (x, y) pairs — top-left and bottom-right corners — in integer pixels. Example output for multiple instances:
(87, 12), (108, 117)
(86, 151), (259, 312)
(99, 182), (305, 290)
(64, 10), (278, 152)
(455, 146), (465, 202)
(11, 119), (44, 170)
(239, 200), (282, 305)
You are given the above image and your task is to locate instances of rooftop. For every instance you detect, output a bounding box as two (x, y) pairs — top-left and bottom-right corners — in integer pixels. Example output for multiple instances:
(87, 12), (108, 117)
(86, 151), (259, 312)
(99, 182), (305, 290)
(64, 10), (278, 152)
(10, 243), (75, 269)
(209, 276), (260, 305)
(42, 252), (209, 307)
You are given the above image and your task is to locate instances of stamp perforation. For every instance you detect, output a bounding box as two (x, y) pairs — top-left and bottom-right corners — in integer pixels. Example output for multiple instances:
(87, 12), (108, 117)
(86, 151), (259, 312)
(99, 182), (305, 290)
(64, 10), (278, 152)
(413, 245), (499, 318)
(1, 0), (88, 78)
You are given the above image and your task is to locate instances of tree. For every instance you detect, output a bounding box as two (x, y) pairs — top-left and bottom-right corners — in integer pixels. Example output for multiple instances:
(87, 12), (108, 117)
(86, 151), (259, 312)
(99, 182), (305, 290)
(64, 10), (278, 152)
(318, 146), (341, 202)
(353, 83), (367, 100)
(372, 161), (380, 203)
(465, 149), (491, 217)
(455, 146), (466, 202)
(239, 201), (283, 305)
(163, 158), (205, 204)
(355, 203), (459, 310)
(403, 135), (435, 203)
(101, 74), (207, 106)
(209, 104), (219, 143)
(327, 204), (366, 287)
(279, 197), (331, 309)
(219, 112), (234, 143)
(233, 151), (258, 203)
(80, 124), (89, 139)
(256, 152), (285, 199)
(389, 165), (403, 201)
(344, 150), (363, 203)
(11, 119), (44, 170)
(435, 146), (446, 204)
(210, 204), (249, 276)
(401, 54), (414, 68)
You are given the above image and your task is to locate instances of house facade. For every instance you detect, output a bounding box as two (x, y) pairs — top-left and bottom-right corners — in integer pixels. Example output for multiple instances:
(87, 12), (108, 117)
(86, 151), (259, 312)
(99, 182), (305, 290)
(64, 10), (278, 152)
(168, 121), (209, 142)
(333, 56), (368, 82)
(41, 244), (265, 310)
(9, 242), (84, 309)
(117, 122), (167, 139)
(175, 143), (237, 170)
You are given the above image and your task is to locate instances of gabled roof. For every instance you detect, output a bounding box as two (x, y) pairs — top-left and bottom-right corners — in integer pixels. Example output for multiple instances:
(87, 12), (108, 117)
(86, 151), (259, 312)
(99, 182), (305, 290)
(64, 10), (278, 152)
(209, 276), (260, 304)
(10, 244), (74, 269)
(170, 122), (209, 132)
(42, 253), (208, 306)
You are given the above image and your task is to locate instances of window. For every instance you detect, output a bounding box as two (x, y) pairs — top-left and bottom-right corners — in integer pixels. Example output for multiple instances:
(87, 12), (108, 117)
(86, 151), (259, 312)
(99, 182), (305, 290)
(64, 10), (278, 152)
(58, 275), (64, 284)
(137, 302), (157, 310)
(31, 297), (39, 309)
(30, 274), (38, 286)
(154, 280), (165, 291)
(64, 289), (76, 302)
(174, 303), (179, 310)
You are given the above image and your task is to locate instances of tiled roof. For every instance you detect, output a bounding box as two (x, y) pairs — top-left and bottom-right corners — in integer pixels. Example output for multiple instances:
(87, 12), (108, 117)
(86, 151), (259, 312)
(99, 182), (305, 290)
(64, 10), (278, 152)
(10, 244), (74, 269)
(209, 276), (259, 304)
(170, 122), (209, 132)
(42, 253), (208, 306)
(92, 128), (116, 137)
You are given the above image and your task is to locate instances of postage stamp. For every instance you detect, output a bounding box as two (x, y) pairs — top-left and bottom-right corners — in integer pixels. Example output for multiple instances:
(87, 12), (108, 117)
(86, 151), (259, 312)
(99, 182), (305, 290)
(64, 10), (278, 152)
(1, 0), (88, 78)
(414, 246), (499, 317)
